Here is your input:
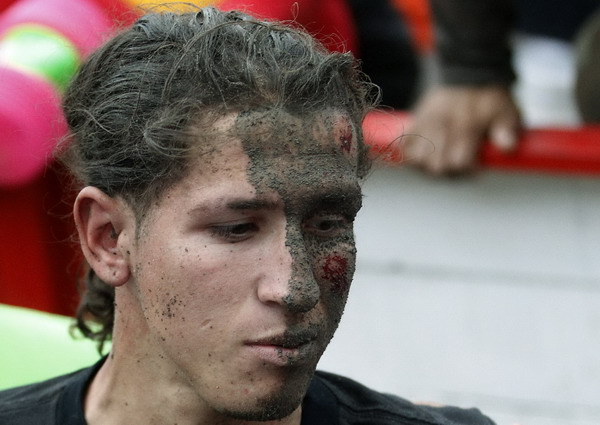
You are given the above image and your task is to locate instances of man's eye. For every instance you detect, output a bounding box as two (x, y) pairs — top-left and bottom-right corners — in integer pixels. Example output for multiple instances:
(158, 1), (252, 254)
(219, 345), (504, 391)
(209, 222), (258, 242)
(305, 215), (351, 237)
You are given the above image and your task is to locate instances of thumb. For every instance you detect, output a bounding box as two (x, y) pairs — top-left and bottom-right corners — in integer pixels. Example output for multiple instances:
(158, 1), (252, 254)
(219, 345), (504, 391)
(490, 121), (519, 152)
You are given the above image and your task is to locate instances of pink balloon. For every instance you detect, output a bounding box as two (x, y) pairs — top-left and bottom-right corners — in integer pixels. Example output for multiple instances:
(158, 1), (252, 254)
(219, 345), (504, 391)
(0, 0), (115, 56)
(0, 67), (67, 187)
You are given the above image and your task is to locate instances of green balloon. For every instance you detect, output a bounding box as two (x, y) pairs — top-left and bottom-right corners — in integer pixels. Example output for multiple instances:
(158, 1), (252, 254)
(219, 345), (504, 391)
(0, 24), (80, 90)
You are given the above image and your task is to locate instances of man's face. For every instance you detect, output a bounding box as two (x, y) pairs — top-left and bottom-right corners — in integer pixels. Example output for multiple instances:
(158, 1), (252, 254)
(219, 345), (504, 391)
(124, 109), (362, 421)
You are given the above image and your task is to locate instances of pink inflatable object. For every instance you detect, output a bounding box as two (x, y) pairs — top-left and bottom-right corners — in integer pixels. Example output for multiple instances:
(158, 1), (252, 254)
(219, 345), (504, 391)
(0, 0), (114, 56)
(0, 67), (67, 187)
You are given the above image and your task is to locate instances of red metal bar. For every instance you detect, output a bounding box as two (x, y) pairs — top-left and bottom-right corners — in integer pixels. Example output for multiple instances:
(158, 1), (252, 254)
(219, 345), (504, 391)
(363, 110), (600, 176)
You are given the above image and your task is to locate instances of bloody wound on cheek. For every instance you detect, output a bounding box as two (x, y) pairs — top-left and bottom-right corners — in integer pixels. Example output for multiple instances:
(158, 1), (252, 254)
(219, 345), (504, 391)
(322, 255), (349, 293)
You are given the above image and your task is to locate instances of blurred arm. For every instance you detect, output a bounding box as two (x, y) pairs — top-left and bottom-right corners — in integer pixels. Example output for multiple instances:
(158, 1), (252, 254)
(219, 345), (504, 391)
(406, 0), (521, 175)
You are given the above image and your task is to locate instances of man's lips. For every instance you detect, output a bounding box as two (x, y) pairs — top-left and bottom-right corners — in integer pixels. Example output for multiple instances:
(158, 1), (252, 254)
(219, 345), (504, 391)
(243, 326), (322, 366)
(245, 327), (320, 349)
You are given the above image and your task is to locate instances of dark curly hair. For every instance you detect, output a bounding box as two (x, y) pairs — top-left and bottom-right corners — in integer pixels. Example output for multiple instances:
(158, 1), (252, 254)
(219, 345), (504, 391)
(58, 6), (379, 351)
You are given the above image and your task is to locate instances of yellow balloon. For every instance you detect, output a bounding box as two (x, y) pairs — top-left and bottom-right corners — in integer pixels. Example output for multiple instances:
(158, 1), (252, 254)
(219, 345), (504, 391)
(123, 0), (222, 12)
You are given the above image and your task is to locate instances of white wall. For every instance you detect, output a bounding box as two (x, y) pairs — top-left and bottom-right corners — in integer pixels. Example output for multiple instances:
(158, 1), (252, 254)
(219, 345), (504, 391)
(318, 166), (600, 425)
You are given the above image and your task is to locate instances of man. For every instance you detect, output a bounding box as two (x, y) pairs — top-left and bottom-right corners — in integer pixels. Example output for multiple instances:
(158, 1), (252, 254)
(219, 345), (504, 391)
(0, 7), (494, 424)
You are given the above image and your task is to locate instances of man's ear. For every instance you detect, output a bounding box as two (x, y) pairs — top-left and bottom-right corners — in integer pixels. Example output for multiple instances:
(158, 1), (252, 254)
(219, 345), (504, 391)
(74, 187), (133, 287)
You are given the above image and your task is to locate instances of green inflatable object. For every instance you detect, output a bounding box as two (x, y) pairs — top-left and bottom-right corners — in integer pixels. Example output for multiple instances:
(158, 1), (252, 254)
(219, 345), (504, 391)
(0, 24), (80, 90)
(0, 304), (103, 391)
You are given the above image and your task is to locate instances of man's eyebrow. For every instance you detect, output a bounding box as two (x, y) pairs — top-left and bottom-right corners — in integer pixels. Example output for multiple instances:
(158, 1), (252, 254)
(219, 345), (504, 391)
(225, 198), (280, 210)
(303, 185), (363, 210)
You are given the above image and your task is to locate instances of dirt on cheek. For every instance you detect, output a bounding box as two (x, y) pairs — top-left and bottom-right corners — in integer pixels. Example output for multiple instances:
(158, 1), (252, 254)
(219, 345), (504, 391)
(162, 294), (183, 319)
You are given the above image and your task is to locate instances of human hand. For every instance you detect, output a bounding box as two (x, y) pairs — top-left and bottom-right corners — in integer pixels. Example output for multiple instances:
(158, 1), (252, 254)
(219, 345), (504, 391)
(403, 85), (521, 175)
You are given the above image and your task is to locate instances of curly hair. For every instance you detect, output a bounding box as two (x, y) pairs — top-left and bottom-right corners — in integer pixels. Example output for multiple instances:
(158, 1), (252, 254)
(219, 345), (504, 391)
(58, 6), (379, 350)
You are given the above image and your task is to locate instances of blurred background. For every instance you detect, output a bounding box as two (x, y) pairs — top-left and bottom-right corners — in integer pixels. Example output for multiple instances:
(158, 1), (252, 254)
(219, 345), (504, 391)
(1, 1), (599, 424)
(319, 166), (600, 425)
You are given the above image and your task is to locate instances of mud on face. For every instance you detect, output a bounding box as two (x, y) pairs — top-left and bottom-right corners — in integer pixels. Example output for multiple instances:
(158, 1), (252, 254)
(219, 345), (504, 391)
(233, 107), (362, 326)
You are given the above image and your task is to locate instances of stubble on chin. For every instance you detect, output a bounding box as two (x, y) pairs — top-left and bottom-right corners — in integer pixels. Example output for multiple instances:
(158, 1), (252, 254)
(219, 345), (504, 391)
(218, 367), (314, 422)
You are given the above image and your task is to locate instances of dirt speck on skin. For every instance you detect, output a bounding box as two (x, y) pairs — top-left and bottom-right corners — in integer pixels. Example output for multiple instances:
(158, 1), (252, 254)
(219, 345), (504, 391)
(162, 295), (183, 318)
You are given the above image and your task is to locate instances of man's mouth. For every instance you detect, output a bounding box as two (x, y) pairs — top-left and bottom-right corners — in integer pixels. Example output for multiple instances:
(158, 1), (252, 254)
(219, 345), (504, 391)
(249, 326), (320, 349)
(244, 326), (321, 365)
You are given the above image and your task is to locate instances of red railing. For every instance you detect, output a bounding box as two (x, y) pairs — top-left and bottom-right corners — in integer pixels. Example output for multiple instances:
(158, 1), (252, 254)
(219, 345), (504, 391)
(364, 110), (600, 176)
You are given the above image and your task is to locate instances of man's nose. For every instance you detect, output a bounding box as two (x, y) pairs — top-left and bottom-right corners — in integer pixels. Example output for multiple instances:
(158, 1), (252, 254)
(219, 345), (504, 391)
(256, 227), (320, 314)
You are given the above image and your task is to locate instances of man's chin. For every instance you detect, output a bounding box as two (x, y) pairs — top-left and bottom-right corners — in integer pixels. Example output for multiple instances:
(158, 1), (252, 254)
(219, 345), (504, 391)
(219, 368), (313, 422)
(220, 391), (302, 422)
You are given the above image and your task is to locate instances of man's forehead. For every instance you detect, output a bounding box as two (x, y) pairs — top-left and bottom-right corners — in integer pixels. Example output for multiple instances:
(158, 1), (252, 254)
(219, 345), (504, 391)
(230, 108), (359, 156)
(233, 107), (353, 127)
(183, 108), (362, 200)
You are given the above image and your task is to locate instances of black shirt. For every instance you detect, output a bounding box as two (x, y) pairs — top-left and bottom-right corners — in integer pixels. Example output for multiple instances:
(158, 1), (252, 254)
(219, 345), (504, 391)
(0, 360), (495, 425)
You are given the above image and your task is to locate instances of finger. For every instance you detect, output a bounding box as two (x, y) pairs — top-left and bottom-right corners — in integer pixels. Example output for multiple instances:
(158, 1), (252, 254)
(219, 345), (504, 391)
(400, 133), (419, 163)
(402, 130), (435, 166)
(488, 101), (521, 152)
(422, 132), (449, 175)
(405, 119), (445, 173)
(424, 117), (480, 175)
(446, 129), (482, 173)
(490, 122), (519, 152)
